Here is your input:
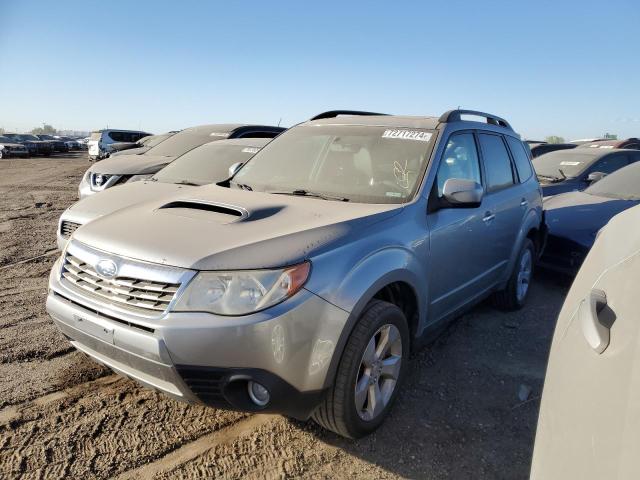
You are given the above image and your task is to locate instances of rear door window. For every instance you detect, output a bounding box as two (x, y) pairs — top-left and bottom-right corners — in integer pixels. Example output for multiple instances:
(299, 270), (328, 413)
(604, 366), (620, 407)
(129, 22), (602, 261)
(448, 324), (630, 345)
(506, 136), (533, 182)
(478, 133), (515, 192)
(435, 133), (482, 196)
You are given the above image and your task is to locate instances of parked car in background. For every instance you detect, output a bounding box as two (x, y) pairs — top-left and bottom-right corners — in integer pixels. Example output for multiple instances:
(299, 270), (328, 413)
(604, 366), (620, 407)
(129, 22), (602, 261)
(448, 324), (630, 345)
(47, 109), (545, 439)
(5, 133), (53, 156)
(528, 142), (577, 158)
(56, 136), (83, 151)
(577, 137), (640, 150)
(570, 138), (608, 145)
(36, 134), (70, 153)
(57, 138), (269, 249)
(0, 135), (30, 158)
(110, 131), (176, 157)
(78, 124), (284, 198)
(540, 161), (640, 275)
(87, 129), (152, 161)
(531, 204), (640, 480)
(534, 148), (640, 196)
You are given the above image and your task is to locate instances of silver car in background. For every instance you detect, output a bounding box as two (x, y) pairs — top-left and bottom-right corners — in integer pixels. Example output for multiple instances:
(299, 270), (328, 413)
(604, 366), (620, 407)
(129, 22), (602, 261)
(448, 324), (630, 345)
(47, 109), (545, 438)
(57, 138), (270, 249)
(78, 124), (284, 198)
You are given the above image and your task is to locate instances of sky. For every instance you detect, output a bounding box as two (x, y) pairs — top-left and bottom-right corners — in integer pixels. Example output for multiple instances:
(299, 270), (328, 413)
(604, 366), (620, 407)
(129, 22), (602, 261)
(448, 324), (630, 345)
(1, 0), (638, 140)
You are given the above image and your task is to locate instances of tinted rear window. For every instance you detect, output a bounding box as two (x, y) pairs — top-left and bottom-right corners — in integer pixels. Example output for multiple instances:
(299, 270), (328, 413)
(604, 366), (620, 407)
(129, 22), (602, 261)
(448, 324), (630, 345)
(479, 134), (514, 191)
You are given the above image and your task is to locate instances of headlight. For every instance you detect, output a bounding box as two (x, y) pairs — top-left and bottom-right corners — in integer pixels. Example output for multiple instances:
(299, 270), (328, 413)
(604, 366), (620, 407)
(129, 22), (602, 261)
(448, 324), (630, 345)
(173, 262), (311, 315)
(0, 144), (5, 150)
(127, 174), (153, 183)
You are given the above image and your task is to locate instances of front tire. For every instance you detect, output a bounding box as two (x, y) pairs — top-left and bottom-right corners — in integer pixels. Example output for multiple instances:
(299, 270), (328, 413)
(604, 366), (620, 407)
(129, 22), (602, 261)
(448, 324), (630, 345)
(492, 238), (535, 310)
(312, 299), (409, 438)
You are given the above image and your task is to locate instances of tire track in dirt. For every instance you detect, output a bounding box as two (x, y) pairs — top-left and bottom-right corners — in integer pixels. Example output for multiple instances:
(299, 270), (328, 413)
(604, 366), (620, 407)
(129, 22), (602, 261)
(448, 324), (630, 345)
(117, 414), (278, 480)
(0, 373), (248, 479)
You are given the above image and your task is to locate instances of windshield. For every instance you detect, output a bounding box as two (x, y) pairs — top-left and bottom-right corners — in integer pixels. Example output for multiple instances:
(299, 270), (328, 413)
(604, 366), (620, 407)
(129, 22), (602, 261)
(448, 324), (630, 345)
(533, 150), (599, 179)
(0, 136), (13, 142)
(585, 162), (640, 200)
(21, 134), (40, 141)
(38, 135), (55, 140)
(153, 143), (262, 185)
(141, 133), (172, 147)
(232, 125), (436, 204)
(145, 129), (227, 157)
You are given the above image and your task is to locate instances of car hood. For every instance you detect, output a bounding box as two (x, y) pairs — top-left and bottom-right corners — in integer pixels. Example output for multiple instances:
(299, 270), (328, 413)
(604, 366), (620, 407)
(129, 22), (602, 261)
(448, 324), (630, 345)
(545, 191), (639, 246)
(65, 181), (196, 224)
(89, 154), (176, 175)
(111, 146), (151, 157)
(72, 186), (403, 270)
(1, 142), (25, 148)
(539, 178), (581, 197)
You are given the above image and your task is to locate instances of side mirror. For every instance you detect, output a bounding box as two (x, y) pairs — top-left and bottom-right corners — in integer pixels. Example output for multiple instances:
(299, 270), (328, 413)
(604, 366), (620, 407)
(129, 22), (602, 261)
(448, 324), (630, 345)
(228, 162), (244, 178)
(442, 178), (484, 207)
(587, 171), (607, 183)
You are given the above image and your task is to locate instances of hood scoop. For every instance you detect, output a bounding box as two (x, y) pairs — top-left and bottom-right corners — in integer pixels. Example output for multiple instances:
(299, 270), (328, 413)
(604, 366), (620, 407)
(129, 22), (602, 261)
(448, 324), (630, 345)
(158, 200), (248, 224)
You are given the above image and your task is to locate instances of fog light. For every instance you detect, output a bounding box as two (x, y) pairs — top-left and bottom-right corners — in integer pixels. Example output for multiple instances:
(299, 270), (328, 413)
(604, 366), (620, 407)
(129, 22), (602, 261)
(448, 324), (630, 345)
(247, 381), (270, 406)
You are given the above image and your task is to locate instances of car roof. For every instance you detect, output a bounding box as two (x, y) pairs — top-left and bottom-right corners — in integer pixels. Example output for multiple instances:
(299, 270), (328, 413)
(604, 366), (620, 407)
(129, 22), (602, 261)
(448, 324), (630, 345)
(198, 138), (272, 148)
(541, 147), (634, 159)
(301, 109), (518, 136)
(302, 114), (441, 129)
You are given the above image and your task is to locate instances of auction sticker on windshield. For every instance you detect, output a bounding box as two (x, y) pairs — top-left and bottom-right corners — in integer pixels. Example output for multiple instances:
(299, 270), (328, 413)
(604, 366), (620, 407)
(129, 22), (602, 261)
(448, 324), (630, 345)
(382, 129), (432, 142)
(560, 161), (581, 166)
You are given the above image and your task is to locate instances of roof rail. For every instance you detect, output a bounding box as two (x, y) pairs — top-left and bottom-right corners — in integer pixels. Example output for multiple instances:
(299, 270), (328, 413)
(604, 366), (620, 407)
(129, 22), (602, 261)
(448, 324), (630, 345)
(439, 109), (513, 130)
(309, 110), (388, 121)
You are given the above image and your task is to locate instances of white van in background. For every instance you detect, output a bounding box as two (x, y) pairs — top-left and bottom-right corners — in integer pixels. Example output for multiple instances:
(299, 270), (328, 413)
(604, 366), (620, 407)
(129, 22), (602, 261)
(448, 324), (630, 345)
(87, 129), (152, 161)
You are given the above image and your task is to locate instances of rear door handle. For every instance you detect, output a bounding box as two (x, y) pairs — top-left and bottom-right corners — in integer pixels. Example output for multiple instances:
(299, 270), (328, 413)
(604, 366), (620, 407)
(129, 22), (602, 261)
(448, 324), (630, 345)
(580, 288), (610, 354)
(482, 212), (495, 223)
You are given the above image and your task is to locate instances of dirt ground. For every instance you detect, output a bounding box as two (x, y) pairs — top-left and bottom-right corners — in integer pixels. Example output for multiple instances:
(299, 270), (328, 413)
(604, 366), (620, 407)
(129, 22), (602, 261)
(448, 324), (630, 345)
(0, 154), (569, 479)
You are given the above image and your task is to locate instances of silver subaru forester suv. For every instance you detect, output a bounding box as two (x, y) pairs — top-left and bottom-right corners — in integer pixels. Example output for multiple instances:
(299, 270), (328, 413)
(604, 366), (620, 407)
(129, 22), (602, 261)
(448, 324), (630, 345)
(46, 109), (545, 438)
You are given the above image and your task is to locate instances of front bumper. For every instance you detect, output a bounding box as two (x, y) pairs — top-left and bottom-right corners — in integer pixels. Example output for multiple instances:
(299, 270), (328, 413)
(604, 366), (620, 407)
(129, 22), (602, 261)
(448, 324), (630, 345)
(46, 257), (349, 418)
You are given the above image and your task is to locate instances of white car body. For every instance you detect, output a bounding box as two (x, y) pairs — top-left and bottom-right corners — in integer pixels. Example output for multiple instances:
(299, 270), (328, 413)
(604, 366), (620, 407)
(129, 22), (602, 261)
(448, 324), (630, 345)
(532, 204), (640, 479)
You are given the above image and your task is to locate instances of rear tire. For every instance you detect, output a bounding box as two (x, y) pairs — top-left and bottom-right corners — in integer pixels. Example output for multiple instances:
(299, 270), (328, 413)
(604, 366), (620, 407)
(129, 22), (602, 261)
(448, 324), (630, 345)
(492, 238), (535, 310)
(312, 299), (409, 439)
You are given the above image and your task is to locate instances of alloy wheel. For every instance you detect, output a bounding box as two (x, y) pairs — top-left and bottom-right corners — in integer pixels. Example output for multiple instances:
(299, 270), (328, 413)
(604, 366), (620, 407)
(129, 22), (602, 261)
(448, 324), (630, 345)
(516, 248), (533, 302)
(355, 324), (403, 421)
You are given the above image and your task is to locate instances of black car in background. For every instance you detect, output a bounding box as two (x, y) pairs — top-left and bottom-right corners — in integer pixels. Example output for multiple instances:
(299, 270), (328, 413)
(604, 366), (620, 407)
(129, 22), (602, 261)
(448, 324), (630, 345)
(533, 148), (640, 196)
(528, 142), (577, 158)
(36, 134), (70, 153)
(4, 133), (53, 156)
(540, 161), (640, 274)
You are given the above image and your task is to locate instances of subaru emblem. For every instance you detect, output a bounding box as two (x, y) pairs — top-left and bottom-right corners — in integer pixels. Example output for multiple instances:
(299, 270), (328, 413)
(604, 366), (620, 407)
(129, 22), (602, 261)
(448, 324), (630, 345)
(96, 259), (118, 278)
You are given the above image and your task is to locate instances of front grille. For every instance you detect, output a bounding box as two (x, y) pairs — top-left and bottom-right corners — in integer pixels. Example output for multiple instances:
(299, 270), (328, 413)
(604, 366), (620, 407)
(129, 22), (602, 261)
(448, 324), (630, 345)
(61, 253), (181, 313)
(60, 220), (81, 239)
(175, 366), (229, 407)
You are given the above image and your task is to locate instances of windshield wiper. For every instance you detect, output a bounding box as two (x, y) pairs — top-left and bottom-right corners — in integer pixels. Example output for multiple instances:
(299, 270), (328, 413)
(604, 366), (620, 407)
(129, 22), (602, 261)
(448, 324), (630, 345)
(270, 189), (349, 202)
(173, 180), (201, 186)
(558, 168), (567, 180)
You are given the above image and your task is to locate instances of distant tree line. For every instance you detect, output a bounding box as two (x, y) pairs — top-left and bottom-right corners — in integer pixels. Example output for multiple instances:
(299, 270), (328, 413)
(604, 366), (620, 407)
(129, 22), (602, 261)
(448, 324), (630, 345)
(30, 124), (57, 135)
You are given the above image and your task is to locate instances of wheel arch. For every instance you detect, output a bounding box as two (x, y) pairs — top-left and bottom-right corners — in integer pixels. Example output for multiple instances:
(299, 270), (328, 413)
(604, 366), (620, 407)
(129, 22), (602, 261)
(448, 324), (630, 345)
(317, 247), (426, 389)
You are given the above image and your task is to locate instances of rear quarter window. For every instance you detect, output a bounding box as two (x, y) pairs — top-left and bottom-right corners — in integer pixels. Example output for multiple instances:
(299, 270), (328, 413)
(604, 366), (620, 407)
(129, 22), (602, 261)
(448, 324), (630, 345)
(506, 136), (533, 182)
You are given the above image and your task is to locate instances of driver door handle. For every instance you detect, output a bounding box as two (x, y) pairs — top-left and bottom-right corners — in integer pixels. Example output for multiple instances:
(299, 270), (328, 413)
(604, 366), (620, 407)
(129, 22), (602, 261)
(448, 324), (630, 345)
(520, 198), (528, 207)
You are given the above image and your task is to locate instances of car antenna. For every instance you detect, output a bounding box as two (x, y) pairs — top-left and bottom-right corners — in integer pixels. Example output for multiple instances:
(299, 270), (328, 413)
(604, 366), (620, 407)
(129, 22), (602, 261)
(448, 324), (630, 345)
(277, 117), (282, 127)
